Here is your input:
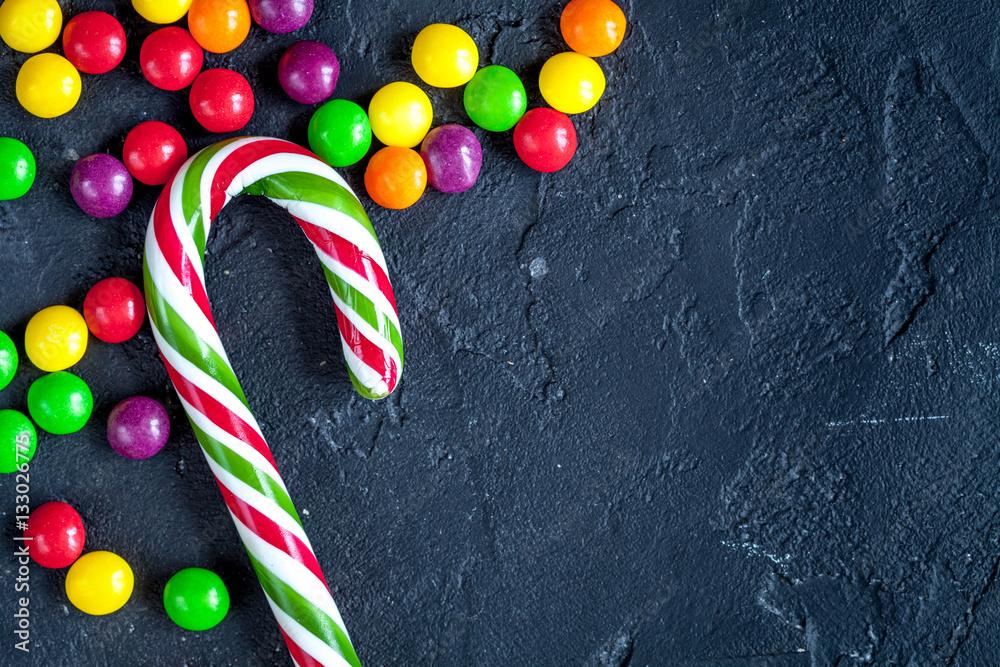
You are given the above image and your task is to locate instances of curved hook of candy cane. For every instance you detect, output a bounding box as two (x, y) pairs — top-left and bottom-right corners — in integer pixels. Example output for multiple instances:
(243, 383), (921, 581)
(143, 137), (403, 667)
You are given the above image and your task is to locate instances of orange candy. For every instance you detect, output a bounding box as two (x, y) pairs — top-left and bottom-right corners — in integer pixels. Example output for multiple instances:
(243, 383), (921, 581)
(364, 147), (426, 210)
(560, 0), (626, 57)
(188, 0), (250, 54)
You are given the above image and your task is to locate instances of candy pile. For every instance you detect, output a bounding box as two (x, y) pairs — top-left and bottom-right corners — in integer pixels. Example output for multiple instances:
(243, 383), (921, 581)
(1, 278), (228, 628)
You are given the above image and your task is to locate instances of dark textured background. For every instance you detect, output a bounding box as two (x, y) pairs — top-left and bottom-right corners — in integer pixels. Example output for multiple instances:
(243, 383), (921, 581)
(2, 0), (999, 665)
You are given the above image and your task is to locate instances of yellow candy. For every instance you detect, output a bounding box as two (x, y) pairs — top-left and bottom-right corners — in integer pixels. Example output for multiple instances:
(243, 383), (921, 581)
(411, 24), (479, 88)
(16, 54), (82, 119)
(368, 82), (433, 148)
(65, 552), (134, 615)
(132, 0), (193, 24)
(0, 0), (62, 53)
(25, 306), (88, 372)
(538, 52), (606, 114)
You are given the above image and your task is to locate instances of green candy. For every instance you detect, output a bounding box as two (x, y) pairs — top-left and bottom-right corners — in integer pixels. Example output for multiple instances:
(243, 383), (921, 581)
(164, 568), (230, 631)
(0, 331), (17, 391)
(27, 372), (93, 435)
(308, 99), (373, 168)
(0, 138), (36, 200)
(0, 410), (36, 473)
(463, 66), (528, 132)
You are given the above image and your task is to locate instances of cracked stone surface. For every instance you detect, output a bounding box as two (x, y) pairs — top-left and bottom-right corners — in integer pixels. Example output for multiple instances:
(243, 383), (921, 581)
(2, 0), (1000, 665)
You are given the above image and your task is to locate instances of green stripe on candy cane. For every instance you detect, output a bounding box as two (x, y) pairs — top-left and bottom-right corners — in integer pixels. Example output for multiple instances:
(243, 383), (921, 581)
(321, 265), (404, 366)
(181, 139), (234, 257)
(247, 551), (361, 667)
(142, 261), (250, 408)
(188, 420), (302, 528)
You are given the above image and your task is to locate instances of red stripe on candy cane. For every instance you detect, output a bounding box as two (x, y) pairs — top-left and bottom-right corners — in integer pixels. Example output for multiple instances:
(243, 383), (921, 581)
(209, 140), (316, 220)
(333, 303), (399, 386)
(280, 626), (327, 667)
(152, 191), (216, 328)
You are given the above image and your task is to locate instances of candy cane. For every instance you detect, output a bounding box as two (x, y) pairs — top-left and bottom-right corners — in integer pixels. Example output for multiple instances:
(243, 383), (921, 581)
(143, 137), (404, 667)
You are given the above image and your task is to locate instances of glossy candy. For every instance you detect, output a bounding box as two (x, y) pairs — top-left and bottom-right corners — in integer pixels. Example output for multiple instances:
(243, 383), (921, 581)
(249, 0), (312, 33)
(188, 0), (251, 54)
(164, 568), (231, 631)
(65, 551), (134, 615)
(70, 154), (133, 219)
(420, 125), (482, 193)
(16, 54), (81, 119)
(63, 11), (127, 75)
(140, 27), (204, 91)
(107, 396), (170, 460)
(190, 69), (255, 133)
(411, 23), (479, 88)
(0, 410), (35, 473)
(0, 0), (61, 53)
(369, 82), (433, 148)
(24, 501), (86, 568)
(278, 41), (339, 104)
(25, 306), (88, 372)
(132, 0), (193, 24)
(27, 372), (93, 435)
(0, 137), (35, 200)
(561, 0), (627, 57)
(0, 332), (17, 391)
(123, 121), (189, 186)
(514, 108), (577, 173)
(308, 99), (372, 167)
(463, 66), (527, 132)
(365, 146), (427, 209)
(84, 278), (146, 343)
(539, 52), (605, 114)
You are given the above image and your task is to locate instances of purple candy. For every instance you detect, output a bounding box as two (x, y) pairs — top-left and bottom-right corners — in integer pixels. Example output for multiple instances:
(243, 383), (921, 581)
(420, 125), (483, 194)
(249, 0), (313, 34)
(70, 154), (133, 218)
(107, 396), (170, 460)
(278, 41), (339, 104)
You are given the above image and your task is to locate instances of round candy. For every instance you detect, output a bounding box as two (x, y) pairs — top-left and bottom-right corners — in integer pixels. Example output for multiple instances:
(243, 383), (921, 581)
(420, 125), (482, 194)
(539, 52), (606, 115)
(188, 0), (251, 54)
(25, 306), (88, 372)
(16, 54), (82, 119)
(0, 137), (35, 200)
(107, 396), (170, 460)
(84, 278), (146, 343)
(27, 372), (93, 435)
(463, 66), (527, 132)
(0, 331), (17, 391)
(538, 52), (606, 116)
(65, 551), (134, 615)
(0, 410), (35, 473)
(0, 0), (61, 53)
(513, 108), (578, 173)
(364, 147), (426, 210)
(123, 121), (189, 186)
(62, 11), (127, 75)
(70, 154), (133, 219)
(561, 0), (627, 57)
(24, 501), (85, 569)
(132, 0), (193, 24)
(190, 69), (255, 133)
(164, 568), (231, 631)
(278, 41), (339, 104)
(308, 99), (372, 167)
(368, 82), (433, 148)
(248, 0), (312, 33)
(411, 23), (479, 88)
(140, 27), (204, 92)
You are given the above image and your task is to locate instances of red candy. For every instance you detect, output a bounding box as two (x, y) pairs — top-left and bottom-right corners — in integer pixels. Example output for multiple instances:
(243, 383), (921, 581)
(24, 501), (86, 569)
(62, 11), (126, 75)
(124, 121), (189, 186)
(140, 27), (204, 91)
(190, 69), (255, 133)
(513, 108), (578, 172)
(83, 278), (146, 343)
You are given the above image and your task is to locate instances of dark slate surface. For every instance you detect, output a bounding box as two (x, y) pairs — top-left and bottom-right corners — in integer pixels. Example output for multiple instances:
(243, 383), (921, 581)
(3, 0), (1000, 665)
